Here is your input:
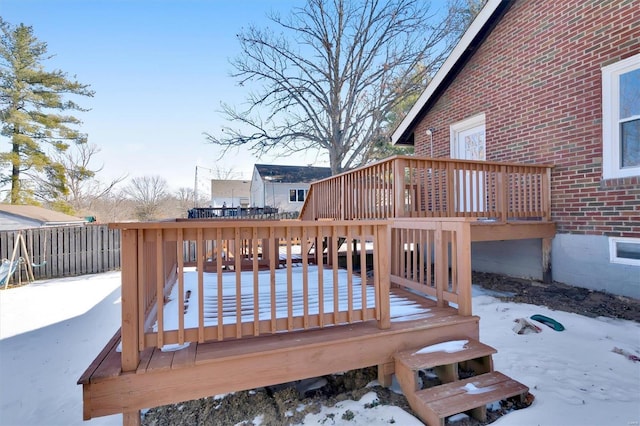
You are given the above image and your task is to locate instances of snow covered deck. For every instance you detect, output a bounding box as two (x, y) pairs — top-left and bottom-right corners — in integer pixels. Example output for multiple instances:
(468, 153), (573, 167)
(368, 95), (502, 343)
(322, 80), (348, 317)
(79, 217), (485, 424)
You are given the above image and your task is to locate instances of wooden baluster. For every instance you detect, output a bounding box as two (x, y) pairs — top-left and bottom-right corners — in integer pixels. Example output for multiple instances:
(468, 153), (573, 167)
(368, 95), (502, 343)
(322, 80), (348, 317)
(177, 228), (185, 345)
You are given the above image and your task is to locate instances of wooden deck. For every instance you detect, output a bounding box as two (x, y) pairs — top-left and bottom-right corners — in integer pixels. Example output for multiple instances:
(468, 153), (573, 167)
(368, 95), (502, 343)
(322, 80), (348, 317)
(79, 288), (480, 420)
(78, 156), (552, 425)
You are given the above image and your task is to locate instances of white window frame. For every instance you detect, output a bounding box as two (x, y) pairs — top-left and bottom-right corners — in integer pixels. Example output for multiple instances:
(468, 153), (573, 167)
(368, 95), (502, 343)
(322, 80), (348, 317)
(609, 237), (640, 266)
(602, 53), (640, 179)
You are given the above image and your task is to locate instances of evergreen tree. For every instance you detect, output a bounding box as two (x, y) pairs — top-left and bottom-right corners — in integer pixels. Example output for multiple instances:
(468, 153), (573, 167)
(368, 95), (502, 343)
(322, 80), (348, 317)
(0, 18), (94, 204)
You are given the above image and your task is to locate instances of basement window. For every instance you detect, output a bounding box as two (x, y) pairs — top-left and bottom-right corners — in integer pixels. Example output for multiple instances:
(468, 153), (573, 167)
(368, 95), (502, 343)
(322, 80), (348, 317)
(609, 237), (640, 266)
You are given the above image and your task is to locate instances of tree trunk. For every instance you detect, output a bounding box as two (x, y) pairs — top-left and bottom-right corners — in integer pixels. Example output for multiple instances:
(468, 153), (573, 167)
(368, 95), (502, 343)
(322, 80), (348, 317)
(11, 138), (20, 204)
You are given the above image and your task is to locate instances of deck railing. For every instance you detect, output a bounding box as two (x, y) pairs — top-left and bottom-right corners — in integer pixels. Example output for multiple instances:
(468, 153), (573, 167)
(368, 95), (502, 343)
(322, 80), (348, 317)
(112, 219), (392, 371)
(390, 218), (473, 316)
(111, 217), (474, 372)
(299, 155), (552, 222)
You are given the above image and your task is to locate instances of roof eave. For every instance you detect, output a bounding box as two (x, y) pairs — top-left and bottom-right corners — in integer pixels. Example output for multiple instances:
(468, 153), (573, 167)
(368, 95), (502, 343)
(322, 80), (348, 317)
(391, 0), (512, 145)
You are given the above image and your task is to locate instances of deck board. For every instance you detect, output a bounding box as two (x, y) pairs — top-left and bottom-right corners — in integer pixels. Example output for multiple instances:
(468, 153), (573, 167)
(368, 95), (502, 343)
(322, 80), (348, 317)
(172, 342), (197, 369)
(146, 349), (174, 372)
(78, 329), (121, 385)
(136, 347), (154, 374)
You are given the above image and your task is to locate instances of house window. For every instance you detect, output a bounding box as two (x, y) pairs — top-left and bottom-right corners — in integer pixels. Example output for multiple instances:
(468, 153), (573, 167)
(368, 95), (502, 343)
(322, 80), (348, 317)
(289, 189), (306, 202)
(609, 237), (640, 266)
(602, 53), (640, 179)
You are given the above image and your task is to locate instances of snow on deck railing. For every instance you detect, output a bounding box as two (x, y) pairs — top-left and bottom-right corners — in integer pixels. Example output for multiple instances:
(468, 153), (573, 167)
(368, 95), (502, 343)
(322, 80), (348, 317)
(110, 219), (391, 372)
(299, 155), (552, 222)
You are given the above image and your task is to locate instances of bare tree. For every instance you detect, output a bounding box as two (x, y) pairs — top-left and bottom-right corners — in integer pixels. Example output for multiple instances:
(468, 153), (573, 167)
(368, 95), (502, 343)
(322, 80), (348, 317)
(210, 166), (243, 180)
(446, 0), (487, 46)
(123, 176), (169, 221)
(206, 0), (456, 174)
(90, 192), (133, 223)
(173, 187), (208, 217)
(30, 142), (126, 215)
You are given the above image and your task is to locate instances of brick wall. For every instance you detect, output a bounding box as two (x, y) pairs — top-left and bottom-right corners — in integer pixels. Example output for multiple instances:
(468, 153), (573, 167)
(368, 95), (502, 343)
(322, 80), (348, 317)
(413, 0), (639, 237)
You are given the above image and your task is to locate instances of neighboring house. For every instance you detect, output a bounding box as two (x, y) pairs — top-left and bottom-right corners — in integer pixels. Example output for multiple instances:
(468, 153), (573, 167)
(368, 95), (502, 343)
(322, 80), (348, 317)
(251, 164), (332, 213)
(392, 0), (639, 298)
(0, 204), (86, 231)
(210, 179), (251, 208)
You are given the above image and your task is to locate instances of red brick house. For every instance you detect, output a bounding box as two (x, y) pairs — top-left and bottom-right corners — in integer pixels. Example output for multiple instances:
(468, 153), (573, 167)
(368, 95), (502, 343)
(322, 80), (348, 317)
(392, 0), (639, 298)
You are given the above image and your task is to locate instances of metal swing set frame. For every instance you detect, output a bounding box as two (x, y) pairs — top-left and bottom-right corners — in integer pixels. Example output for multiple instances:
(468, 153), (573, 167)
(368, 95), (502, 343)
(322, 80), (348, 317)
(1, 231), (36, 290)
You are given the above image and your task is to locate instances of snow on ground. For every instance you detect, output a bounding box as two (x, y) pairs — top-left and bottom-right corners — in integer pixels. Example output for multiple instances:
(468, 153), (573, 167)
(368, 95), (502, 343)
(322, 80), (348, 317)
(0, 273), (123, 426)
(1, 272), (639, 426)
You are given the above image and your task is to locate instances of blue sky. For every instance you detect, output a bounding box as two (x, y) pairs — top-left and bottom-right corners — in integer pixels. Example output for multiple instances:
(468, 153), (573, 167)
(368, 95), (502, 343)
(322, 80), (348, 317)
(1, 0), (327, 193)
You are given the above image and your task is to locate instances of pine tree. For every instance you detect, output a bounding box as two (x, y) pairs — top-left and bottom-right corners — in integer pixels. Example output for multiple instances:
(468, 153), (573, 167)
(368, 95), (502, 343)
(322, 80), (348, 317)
(0, 18), (94, 204)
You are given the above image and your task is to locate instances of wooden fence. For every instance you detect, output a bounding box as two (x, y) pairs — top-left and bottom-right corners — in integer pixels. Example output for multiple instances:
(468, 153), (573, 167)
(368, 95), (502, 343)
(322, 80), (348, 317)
(0, 224), (121, 282)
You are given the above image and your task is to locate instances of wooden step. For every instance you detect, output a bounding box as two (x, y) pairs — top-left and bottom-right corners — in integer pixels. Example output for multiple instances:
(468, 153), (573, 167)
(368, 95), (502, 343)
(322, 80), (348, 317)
(394, 338), (495, 390)
(395, 338), (496, 371)
(413, 371), (529, 426)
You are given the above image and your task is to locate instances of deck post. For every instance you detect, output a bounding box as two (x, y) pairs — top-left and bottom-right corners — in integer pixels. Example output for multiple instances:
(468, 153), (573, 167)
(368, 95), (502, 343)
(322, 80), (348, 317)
(120, 228), (140, 372)
(455, 220), (473, 316)
(377, 361), (394, 387)
(376, 223), (391, 329)
(446, 162), (455, 217)
(542, 237), (552, 284)
(543, 167), (552, 221)
(393, 157), (406, 218)
(499, 165), (508, 223)
(123, 410), (141, 426)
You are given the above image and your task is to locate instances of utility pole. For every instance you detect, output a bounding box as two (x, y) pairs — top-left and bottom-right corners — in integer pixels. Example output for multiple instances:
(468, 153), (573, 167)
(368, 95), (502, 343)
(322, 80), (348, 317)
(194, 165), (215, 208)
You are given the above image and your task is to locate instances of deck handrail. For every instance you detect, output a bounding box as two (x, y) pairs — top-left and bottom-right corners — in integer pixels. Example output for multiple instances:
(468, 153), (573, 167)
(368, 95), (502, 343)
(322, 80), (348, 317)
(389, 217), (473, 316)
(111, 215), (476, 372)
(111, 219), (392, 372)
(299, 155), (553, 222)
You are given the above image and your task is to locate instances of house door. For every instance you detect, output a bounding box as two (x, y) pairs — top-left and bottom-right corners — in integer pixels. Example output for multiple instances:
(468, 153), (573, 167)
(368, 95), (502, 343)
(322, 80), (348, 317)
(450, 114), (486, 213)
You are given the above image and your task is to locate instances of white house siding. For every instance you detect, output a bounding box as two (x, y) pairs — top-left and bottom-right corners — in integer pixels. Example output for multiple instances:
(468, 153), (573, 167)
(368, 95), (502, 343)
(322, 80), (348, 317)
(0, 215), (40, 231)
(266, 182), (310, 213)
(552, 234), (639, 299)
(470, 236), (639, 299)
(250, 173), (266, 208)
(471, 239), (542, 281)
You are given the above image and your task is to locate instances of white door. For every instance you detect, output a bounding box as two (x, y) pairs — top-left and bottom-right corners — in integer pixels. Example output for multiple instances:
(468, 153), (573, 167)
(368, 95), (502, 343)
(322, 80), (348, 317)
(451, 114), (486, 213)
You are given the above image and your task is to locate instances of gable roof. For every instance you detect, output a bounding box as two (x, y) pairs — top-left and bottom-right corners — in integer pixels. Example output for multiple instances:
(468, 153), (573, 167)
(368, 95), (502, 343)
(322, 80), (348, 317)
(0, 204), (85, 226)
(392, 0), (513, 145)
(254, 164), (332, 183)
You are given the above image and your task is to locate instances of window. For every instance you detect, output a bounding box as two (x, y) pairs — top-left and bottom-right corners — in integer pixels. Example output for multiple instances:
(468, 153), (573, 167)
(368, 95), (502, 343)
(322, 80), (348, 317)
(609, 237), (640, 266)
(450, 113), (486, 161)
(602, 53), (640, 179)
(289, 189), (306, 202)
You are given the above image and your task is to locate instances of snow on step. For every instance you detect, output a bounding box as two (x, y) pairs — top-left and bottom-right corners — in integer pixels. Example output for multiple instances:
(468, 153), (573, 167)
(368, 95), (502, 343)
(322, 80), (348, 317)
(415, 371), (528, 420)
(395, 338), (496, 371)
(416, 340), (469, 354)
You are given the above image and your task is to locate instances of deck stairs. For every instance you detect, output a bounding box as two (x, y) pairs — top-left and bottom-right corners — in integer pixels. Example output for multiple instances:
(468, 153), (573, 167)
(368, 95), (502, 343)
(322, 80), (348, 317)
(394, 338), (529, 426)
